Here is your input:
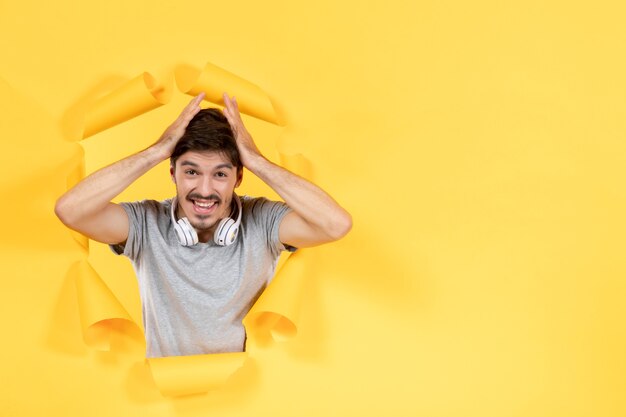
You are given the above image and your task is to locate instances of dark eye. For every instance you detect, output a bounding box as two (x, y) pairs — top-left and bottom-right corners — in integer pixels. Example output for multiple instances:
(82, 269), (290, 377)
(216, 172), (227, 178)
(185, 169), (198, 176)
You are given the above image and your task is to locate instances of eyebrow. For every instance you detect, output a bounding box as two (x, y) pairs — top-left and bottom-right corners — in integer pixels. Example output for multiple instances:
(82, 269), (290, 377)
(214, 163), (234, 170)
(180, 161), (234, 170)
(180, 160), (199, 168)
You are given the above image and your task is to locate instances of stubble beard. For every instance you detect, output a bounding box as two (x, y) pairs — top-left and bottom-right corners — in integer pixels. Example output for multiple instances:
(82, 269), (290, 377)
(185, 192), (231, 235)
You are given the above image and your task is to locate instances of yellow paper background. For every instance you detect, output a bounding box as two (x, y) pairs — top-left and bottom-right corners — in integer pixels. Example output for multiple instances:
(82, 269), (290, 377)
(2, 0), (626, 416)
(65, 63), (308, 396)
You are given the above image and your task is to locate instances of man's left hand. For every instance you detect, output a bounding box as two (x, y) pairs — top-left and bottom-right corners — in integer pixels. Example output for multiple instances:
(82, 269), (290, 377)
(222, 93), (264, 169)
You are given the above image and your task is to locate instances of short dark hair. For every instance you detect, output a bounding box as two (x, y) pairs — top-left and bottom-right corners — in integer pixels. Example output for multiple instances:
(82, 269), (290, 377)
(170, 108), (242, 171)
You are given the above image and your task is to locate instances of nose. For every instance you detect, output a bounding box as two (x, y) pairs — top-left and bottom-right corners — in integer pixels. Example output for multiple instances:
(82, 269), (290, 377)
(197, 175), (214, 196)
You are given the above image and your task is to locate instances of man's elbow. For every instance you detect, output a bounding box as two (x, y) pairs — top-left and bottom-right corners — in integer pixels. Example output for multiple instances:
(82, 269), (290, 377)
(54, 196), (77, 229)
(327, 212), (352, 241)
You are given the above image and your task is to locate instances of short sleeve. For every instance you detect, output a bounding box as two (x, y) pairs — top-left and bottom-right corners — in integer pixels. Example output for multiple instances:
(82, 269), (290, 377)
(244, 196), (296, 257)
(109, 201), (146, 261)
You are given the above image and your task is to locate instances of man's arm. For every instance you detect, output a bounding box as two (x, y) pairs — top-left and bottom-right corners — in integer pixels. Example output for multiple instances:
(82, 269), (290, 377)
(55, 93), (205, 244)
(222, 94), (352, 248)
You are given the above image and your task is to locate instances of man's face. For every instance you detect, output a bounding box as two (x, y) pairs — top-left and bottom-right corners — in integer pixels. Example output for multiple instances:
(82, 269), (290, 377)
(171, 150), (242, 241)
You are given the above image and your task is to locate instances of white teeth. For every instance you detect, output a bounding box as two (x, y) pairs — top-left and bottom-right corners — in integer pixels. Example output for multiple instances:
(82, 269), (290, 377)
(194, 201), (216, 208)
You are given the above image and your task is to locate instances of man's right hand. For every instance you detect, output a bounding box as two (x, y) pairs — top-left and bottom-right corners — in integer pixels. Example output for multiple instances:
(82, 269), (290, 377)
(153, 92), (205, 158)
(55, 92), (207, 245)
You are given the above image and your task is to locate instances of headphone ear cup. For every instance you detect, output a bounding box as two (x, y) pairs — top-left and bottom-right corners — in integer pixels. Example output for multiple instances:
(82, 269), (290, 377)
(179, 218), (198, 246)
(173, 221), (187, 244)
(224, 221), (239, 246)
(213, 194), (243, 246)
(170, 197), (198, 246)
(214, 218), (235, 246)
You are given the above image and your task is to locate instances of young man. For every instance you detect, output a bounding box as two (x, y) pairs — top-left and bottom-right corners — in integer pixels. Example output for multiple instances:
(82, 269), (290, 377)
(55, 93), (352, 358)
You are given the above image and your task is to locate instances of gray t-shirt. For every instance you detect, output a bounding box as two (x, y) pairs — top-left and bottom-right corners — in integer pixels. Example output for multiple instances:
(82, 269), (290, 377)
(110, 195), (293, 358)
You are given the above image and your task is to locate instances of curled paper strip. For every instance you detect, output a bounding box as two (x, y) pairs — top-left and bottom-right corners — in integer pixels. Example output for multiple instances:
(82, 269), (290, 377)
(244, 249), (308, 343)
(72, 260), (136, 351)
(176, 62), (281, 125)
(67, 62), (312, 396)
(82, 72), (170, 140)
(148, 352), (248, 397)
(65, 62), (281, 142)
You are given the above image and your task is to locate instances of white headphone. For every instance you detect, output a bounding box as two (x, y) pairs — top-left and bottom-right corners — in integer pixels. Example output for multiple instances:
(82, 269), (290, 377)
(170, 195), (242, 246)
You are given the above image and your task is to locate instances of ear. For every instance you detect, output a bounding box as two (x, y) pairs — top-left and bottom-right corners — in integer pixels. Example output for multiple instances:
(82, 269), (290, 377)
(170, 165), (176, 184)
(235, 169), (243, 188)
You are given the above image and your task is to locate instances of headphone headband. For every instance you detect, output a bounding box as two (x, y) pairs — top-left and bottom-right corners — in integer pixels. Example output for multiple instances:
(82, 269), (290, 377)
(170, 195), (242, 247)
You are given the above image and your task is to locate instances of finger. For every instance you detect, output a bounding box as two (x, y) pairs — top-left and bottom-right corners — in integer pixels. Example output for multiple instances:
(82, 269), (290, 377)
(182, 92), (204, 113)
(222, 97), (232, 116)
(225, 94), (242, 119)
(222, 93), (233, 111)
(192, 92), (206, 105)
(177, 93), (205, 123)
(222, 94), (237, 120)
(226, 94), (240, 116)
(188, 93), (205, 112)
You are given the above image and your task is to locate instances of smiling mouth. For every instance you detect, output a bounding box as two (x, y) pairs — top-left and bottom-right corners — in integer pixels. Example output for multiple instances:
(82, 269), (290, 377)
(191, 199), (218, 215)
(194, 200), (216, 209)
